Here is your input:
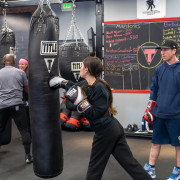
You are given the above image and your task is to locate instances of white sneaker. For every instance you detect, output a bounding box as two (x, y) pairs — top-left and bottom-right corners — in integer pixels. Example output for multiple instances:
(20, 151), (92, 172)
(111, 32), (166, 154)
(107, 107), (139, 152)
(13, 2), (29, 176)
(144, 163), (156, 178)
(167, 166), (180, 180)
(25, 154), (33, 164)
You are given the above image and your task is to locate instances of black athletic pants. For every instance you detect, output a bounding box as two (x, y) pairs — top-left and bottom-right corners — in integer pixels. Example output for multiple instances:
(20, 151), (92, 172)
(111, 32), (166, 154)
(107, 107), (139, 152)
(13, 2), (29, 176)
(86, 119), (152, 180)
(0, 104), (31, 154)
(25, 104), (31, 137)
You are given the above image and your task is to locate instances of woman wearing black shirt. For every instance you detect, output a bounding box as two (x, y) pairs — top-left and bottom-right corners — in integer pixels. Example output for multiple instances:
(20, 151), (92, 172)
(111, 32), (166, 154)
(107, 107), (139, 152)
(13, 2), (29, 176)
(49, 56), (152, 180)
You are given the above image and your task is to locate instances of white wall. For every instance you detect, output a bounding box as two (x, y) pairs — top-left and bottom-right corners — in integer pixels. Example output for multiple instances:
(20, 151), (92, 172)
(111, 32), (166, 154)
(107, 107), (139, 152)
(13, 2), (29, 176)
(104, 0), (180, 21)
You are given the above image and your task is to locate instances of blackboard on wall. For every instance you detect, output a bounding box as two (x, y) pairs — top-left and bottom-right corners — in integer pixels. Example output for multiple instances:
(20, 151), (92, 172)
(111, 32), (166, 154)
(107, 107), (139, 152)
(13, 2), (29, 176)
(104, 18), (180, 91)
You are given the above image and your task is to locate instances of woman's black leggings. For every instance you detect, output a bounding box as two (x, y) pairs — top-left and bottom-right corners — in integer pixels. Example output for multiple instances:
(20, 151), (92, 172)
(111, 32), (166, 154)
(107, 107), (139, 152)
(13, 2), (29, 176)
(86, 119), (152, 180)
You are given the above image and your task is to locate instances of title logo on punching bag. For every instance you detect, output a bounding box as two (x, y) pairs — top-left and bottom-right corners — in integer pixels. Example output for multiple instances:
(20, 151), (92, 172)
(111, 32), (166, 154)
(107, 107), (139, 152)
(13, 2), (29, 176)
(40, 41), (58, 55)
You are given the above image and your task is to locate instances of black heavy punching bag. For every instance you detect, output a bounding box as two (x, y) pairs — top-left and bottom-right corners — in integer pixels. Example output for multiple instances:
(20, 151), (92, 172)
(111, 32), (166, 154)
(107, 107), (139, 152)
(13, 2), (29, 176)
(59, 42), (89, 82)
(0, 28), (15, 69)
(28, 5), (63, 178)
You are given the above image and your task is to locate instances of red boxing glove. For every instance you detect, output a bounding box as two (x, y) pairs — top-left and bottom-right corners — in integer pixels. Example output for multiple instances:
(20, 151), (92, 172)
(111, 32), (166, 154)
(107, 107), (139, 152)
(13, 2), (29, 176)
(143, 100), (156, 123)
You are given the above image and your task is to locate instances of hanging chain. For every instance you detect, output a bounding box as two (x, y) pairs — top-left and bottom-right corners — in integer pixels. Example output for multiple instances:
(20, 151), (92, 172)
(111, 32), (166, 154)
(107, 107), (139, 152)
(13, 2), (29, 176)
(71, 0), (78, 45)
(2, 8), (8, 31)
(38, 0), (52, 22)
(39, 0), (44, 22)
(64, 0), (76, 44)
(64, 0), (87, 46)
(39, 0), (44, 11)
(46, 0), (52, 10)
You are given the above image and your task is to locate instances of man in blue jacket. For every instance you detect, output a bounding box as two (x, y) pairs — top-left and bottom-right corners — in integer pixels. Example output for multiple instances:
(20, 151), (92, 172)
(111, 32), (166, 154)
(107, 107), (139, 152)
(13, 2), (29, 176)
(143, 39), (180, 180)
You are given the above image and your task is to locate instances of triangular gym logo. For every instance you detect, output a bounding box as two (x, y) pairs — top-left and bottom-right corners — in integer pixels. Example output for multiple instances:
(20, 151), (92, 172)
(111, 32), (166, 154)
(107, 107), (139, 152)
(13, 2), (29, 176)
(44, 58), (55, 73)
(136, 42), (162, 69)
(73, 72), (80, 82)
(141, 46), (157, 65)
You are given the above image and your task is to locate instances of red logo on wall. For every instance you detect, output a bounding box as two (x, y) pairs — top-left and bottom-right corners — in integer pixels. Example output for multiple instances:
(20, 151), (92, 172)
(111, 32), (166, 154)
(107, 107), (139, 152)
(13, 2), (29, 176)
(137, 42), (162, 69)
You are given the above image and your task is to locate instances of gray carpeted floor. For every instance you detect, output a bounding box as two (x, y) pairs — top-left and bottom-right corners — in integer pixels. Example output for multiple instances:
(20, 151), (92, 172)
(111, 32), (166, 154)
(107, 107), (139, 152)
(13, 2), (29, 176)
(0, 121), (176, 180)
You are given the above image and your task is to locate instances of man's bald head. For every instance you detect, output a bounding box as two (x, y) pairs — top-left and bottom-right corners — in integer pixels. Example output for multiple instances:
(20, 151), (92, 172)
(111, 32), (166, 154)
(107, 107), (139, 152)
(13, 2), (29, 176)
(3, 54), (15, 66)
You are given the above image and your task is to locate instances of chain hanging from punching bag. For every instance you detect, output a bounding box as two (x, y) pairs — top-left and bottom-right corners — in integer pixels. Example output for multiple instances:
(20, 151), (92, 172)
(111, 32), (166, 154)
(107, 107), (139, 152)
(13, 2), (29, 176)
(63, 0), (87, 46)
(28, 0), (63, 178)
(59, 0), (90, 82)
(0, 7), (15, 69)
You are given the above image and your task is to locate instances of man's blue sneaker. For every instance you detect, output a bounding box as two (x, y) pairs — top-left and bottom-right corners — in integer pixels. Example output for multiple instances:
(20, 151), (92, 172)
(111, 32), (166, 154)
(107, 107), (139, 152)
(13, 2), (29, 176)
(167, 166), (180, 180)
(176, 175), (180, 180)
(144, 163), (156, 178)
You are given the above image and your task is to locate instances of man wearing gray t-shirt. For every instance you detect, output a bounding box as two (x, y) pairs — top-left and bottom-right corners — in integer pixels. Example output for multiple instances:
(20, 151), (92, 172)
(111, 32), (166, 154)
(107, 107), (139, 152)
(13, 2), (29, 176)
(0, 54), (32, 164)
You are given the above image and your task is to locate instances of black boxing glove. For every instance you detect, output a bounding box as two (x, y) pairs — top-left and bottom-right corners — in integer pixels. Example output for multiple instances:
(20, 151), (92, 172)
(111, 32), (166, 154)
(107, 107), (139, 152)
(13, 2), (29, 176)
(65, 85), (91, 113)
